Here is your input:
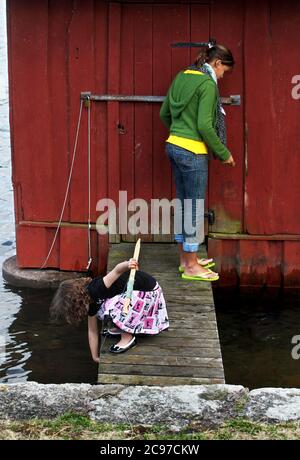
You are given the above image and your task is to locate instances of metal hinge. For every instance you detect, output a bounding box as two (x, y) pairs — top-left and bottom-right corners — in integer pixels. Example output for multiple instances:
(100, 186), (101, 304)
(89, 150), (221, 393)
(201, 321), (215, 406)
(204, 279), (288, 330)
(205, 209), (215, 226)
(222, 95), (241, 106)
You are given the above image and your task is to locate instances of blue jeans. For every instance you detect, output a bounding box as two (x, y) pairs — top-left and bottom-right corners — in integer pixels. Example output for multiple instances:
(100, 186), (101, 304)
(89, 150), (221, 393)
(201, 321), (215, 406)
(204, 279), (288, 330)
(166, 143), (208, 252)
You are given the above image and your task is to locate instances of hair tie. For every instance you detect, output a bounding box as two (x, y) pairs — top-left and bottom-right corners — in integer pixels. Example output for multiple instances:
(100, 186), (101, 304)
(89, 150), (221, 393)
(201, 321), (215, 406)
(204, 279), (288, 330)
(208, 38), (217, 49)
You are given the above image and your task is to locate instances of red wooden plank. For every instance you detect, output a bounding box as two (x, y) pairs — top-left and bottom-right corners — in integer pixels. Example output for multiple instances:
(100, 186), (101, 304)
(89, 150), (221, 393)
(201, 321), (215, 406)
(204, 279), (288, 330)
(46, 0), (73, 223)
(260, 1), (300, 234)
(283, 241), (300, 289)
(134, 4), (153, 202)
(16, 225), (59, 269)
(119, 4), (135, 202)
(89, 228), (99, 274)
(68, 0), (96, 222)
(209, 0), (245, 234)
(207, 237), (222, 272)
(7, 0), (53, 222)
(107, 2), (121, 204)
(60, 227), (89, 271)
(6, 0), (18, 224)
(190, 3), (211, 227)
(152, 3), (191, 201)
(208, 238), (239, 287)
(190, 4), (210, 70)
(209, 238), (283, 288)
(94, 1), (109, 208)
(97, 233), (109, 276)
(171, 4), (193, 76)
(245, 0), (278, 234)
(265, 241), (282, 288)
(222, 239), (239, 288)
(16, 223), (101, 272)
(239, 240), (271, 287)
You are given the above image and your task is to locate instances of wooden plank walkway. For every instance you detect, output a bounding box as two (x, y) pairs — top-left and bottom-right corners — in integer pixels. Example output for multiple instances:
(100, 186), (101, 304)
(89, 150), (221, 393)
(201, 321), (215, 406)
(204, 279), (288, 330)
(97, 243), (225, 385)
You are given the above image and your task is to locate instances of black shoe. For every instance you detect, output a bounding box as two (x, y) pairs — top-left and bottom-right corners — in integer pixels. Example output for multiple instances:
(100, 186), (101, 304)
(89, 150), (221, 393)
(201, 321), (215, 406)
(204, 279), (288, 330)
(102, 328), (122, 337)
(109, 337), (137, 354)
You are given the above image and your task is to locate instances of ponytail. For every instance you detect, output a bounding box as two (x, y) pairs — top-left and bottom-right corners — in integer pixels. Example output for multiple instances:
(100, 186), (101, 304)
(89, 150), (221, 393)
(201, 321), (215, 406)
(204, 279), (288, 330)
(194, 37), (234, 68)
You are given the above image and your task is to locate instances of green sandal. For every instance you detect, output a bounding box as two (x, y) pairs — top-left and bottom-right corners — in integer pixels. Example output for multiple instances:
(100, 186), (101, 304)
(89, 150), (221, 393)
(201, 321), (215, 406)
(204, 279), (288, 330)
(178, 258), (215, 273)
(181, 271), (219, 282)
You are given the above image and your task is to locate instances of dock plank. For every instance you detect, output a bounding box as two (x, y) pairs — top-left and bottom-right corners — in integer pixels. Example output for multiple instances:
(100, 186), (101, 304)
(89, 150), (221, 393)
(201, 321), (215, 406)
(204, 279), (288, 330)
(99, 375), (224, 385)
(98, 243), (224, 385)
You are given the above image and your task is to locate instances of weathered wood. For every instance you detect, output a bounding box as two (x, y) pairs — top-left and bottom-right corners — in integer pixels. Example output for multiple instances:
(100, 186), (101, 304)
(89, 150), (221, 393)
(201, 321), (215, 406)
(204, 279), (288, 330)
(156, 321), (219, 332)
(162, 328), (218, 337)
(164, 311), (216, 320)
(100, 344), (222, 358)
(98, 243), (225, 385)
(100, 355), (223, 368)
(130, 336), (220, 348)
(99, 364), (224, 379)
(99, 342), (221, 362)
(98, 375), (224, 386)
(105, 333), (220, 345)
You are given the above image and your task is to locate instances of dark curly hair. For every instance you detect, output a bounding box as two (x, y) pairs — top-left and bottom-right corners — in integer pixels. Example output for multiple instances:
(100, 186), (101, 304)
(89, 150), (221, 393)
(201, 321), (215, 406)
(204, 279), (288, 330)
(49, 277), (92, 326)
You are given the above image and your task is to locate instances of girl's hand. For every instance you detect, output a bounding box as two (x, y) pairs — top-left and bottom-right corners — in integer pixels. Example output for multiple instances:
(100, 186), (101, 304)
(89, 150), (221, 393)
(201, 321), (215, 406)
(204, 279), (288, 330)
(128, 258), (139, 270)
(222, 154), (235, 167)
(92, 356), (100, 363)
(115, 259), (139, 275)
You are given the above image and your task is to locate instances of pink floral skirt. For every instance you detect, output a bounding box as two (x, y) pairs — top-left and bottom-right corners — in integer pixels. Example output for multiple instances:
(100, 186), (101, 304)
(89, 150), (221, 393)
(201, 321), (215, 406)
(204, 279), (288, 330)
(97, 283), (169, 335)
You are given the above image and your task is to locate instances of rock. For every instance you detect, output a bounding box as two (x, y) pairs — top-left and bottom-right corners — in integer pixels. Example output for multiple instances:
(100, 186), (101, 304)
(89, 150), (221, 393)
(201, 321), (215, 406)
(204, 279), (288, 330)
(91, 384), (248, 429)
(244, 388), (300, 422)
(2, 256), (88, 289)
(1, 383), (300, 426)
(0, 382), (124, 420)
(0, 383), (247, 426)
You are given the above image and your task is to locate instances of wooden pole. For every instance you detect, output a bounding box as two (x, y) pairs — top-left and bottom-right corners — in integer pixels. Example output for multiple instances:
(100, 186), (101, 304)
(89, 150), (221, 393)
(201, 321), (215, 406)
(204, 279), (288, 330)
(123, 238), (141, 314)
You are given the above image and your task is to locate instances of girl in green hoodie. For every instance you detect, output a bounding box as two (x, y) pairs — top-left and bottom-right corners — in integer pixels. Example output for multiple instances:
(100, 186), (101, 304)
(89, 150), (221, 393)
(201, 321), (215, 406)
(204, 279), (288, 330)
(160, 40), (235, 281)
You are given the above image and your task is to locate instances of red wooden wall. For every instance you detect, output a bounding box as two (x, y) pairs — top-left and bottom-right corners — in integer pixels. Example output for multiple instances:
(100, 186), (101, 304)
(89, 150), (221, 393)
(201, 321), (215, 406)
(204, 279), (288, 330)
(209, 0), (300, 288)
(7, 0), (300, 287)
(209, 0), (300, 289)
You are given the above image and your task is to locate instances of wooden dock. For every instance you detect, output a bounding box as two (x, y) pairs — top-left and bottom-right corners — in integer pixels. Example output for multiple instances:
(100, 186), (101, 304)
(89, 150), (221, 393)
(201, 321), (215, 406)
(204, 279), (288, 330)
(97, 243), (225, 385)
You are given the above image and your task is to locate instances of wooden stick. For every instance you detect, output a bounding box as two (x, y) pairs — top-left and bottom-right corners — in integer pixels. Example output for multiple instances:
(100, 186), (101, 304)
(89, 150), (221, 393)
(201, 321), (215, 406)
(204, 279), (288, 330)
(123, 238), (141, 315)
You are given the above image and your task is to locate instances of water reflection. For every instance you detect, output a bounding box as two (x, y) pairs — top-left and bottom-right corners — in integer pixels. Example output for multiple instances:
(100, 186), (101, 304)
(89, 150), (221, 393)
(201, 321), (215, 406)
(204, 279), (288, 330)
(0, 282), (98, 383)
(215, 289), (300, 389)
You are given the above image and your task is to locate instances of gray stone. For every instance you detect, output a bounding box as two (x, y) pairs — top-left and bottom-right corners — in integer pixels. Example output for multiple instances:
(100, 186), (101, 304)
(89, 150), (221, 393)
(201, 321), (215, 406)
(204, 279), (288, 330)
(245, 388), (300, 423)
(2, 256), (88, 289)
(0, 382), (124, 420)
(2, 383), (300, 427)
(0, 383), (247, 426)
(91, 384), (248, 428)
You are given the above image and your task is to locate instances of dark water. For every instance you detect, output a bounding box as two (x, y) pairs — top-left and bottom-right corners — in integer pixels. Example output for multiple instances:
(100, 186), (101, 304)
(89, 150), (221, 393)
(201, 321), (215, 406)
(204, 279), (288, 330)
(214, 289), (300, 389)
(0, 283), (98, 383)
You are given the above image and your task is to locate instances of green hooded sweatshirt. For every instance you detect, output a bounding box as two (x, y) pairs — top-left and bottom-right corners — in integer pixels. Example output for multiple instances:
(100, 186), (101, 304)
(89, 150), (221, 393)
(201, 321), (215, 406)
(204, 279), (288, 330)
(160, 71), (230, 161)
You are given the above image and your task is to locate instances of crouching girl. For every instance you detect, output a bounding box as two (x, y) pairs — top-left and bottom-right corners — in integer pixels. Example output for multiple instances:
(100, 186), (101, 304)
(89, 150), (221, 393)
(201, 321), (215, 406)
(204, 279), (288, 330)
(50, 259), (169, 362)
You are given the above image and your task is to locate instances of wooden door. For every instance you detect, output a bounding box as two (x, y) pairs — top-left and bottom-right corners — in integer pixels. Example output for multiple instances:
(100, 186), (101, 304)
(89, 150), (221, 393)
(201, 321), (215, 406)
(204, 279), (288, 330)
(107, 1), (213, 241)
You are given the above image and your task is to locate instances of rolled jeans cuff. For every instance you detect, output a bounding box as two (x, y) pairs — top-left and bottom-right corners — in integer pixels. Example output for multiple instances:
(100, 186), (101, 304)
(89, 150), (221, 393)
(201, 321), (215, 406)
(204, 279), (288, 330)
(183, 242), (199, 253)
(174, 234), (184, 243)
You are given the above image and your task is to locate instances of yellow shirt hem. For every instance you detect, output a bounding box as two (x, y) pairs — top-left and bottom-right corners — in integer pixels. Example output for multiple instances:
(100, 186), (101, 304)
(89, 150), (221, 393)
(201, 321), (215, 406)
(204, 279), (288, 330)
(166, 135), (208, 154)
